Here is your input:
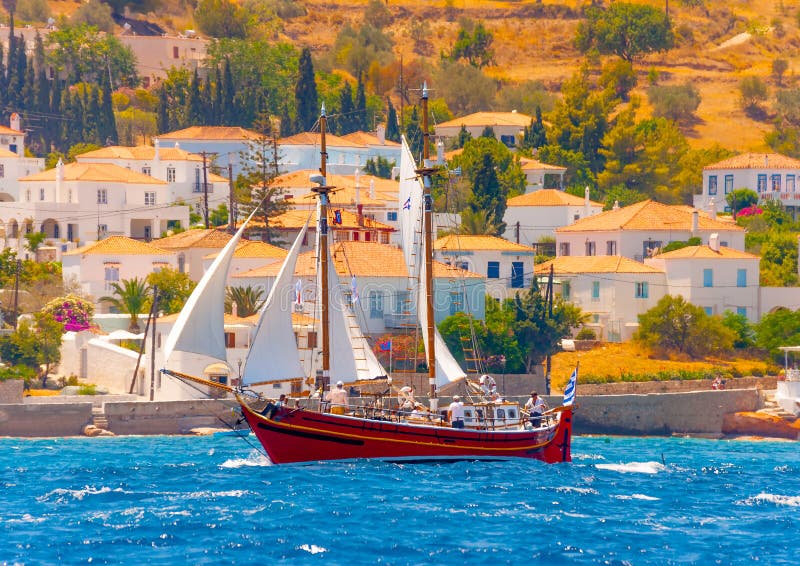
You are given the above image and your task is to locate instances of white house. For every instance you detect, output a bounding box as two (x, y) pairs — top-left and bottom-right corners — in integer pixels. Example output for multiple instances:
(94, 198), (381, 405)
(433, 234), (535, 300)
(61, 236), (176, 304)
(695, 152), (800, 217)
(156, 126), (261, 178)
(555, 200), (745, 261)
(277, 131), (401, 176)
(535, 255), (667, 342)
(202, 240), (288, 284)
(0, 114), (46, 204)
(519, 157), (567, 192)
(8, 161), (190, 248)
(503, 188), (603, 246)
(117, 34), (208, 86)
(154, 228), (233, 282)
(645, 237), (761, 321)
(434, 111), (532, 148)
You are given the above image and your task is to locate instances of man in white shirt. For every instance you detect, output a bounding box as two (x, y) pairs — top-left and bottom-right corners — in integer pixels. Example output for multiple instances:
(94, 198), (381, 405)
(448, 395), (465, 429)
(325, 380), (349, 415)
(524, 391), (547, 426)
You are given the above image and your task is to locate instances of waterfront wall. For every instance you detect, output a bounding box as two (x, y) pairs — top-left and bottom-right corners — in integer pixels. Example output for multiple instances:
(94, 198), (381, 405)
(0, 380), (23, 403)
(0, 402), (93, 437)
(576, 376), (776, 396)
(104, 399), (239, 435)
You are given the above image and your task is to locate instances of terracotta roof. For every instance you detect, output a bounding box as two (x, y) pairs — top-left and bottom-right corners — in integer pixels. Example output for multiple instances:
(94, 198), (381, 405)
(204, 240), (288, 260)
(271, 170), (398, 196)
(518, 157), (568, 172)
(268, 208), (395, 232)
(535, 256), (663, 275)
(158, 312), (259, 324)
(234, 241), (482, 279)
(158, 126), (260, 141)
(0, 148), (20, 158)
(63, 236), (174, 256)
(155, 229), (233, 250)
(340, 131), (400, 147)
(556, 200), (743, 233)
(277, 132), (365, 148)
(507, 189), (602, 208)
(19, 162), (167, 185)
(0, 125), (23, 135)
(75, 145), (203, 162)
(704, 153), (800, 170)
(436, 111), (532, 129)
(652, 245), (760, 260)
(434, 234), (535, 252)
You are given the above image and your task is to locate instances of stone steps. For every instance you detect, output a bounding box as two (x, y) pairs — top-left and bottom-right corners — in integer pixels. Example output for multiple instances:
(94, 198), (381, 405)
(91, 407), (109, 429)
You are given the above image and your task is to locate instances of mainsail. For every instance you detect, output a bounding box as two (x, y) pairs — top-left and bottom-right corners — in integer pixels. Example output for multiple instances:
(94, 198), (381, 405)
(398, 136), (466, 387)
(162, 210), (256, 366)
(240, 216), (311, 384)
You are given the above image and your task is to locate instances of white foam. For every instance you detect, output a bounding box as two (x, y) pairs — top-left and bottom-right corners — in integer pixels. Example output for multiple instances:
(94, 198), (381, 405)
(595, 461), (665, 474)
(220, 450), (271, 468)
(37, 486), (125, 502)
(746, 493), (800, 507)
(614, 494), (660, 501)
(298, 544), (327, 555)
(555, 486), (599, 495)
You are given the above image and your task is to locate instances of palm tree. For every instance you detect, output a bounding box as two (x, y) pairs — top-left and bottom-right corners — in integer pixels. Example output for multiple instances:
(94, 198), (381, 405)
(225, 285), (265, 317)
(100, 277), (151, 332)
(458, 209), (502, 236)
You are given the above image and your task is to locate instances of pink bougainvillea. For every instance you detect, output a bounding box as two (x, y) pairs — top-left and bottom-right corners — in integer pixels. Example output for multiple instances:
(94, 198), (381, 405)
(737, 205), (763, 218)
(43, 295), (95, 332)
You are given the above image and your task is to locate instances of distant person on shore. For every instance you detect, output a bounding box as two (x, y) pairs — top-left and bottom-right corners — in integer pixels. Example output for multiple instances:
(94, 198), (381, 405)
(448, 395), (465, 428)
(325, 381), (349, 415)
(711, 376), (726, 390)
(525, 391), (547, 426)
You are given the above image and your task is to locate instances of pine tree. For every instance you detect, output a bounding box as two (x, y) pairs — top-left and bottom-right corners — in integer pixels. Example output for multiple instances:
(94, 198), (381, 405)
(336, 81), (355, 135)
(201, 73), (213, 125)
(213, 66), (224, 126)
(294, 47), (318, 133)
(86, 86), (102, 145)
(469, 152), (506, 235)
(186, 68), (204, 126)
(222, 58), (236, 126)
(156, 86), (170, 133)
(405, 105), (423, 159)
(355, 73), (368, 131)
(99, 73), (117, 145)
(385, 98), (400, 142)
(456, 125), (472, 149)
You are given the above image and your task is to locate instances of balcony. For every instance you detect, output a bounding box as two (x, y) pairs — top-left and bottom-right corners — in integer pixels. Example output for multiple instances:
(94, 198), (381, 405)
(384, 312), (416, 328)
(192, 182), (213, 194)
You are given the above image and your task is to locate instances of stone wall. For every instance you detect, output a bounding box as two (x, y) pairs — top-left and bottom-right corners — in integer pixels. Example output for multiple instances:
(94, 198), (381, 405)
(104, 399), (239, 435)
(0, 380), (23, 403)
(576, 376), (776, 396)
(0, 402), (93, 437)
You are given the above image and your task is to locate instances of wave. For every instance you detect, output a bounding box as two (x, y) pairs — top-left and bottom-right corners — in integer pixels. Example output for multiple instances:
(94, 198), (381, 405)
(743, 493), (800, 507)
(297, 544), (327, 555)
(220, 450), (272, 468)
(595, 461), (665, 474)
(36, 486), (128, 503)
(614, 494), (661, 501)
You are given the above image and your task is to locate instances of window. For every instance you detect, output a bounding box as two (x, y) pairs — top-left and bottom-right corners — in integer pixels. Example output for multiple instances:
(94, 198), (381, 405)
(703, 268), (713, 287)
(561, 281), (570, 300)
(708, 175), (717, 195)
(704, 306), (713, 316)
(67, 189), (72, 203)
(788, 175), (796, 192)
(307, 331), (318, 349)
(499, 134), (515, 147)
(39, 188), (45, 201)
(98, 224), (108, 236)
(173, 46), (179, 59)
(591, 281), (600, 301)
(449, 291), (464, 315)
(772, 174), (781, 192)
(380, 232), (389, 244)
(167, 167), (176, 182)
(643, 240), (662, 258)
(635, 282), (649, 299)
(606, 241), (617, 255)
(369, 291), (384, 319)
(25, 189), (30, 201)
(737, 307), (747, 317)
(104, 265), (119, 290)
(757, 174), (767, 193)
(737, 269), (747, 288)
(457, 261), (469, 271)
(487, 261), (500, 279)
(225, 332), (235, 348)
(142, 167), (151, 176)
(724, 174), (733, 194)
(511, 262), (524, 288)
(145, 192), (156, 206)
(178, 253), (186, 273)
(97, 189), (107, 204)
(559, 242), (570, 256)
(585, 240), (596, 256)
(0, 164), (4, 178)
(387, 211), (397, 221)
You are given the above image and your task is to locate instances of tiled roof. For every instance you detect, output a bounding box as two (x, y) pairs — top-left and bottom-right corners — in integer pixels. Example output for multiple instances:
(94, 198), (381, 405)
(64, 236), (174, 256)
(271, 170), (398, 195)
(76, 145), (203, 162)
(340, 131), (400, 147)
(653, 245), (760, 260)
(0, 125), (23, 135)
(234, 241), (482, 279)
(518, 157), (568, 172)
(556, 200), (744, 233)
(704, 153), (800, 170)
(204, 240), (288, 260)
(277, 132), (365, 148)
(267, 208), (395, 231)
(535, 256), (663, 275)
(507, 189), (602, 208)
(434, 234), (535, 252)
(155, 229), (233, 250)
(19, 162), (167, 184)
(158, 126), (260, 141)
(436, 111), (532, 129)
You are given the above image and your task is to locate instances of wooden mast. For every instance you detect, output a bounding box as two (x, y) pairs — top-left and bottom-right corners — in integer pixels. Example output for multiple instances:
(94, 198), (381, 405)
(312, 105), (333, 393)
(417, 84), (438, 412)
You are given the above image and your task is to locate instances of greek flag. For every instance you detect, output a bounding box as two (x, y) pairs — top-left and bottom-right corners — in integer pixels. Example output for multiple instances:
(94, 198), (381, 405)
(351, 276), (359, 303)
(402, 197), (411, 210)
(295, 279), (302, 306)
(563, 366), (578, 406)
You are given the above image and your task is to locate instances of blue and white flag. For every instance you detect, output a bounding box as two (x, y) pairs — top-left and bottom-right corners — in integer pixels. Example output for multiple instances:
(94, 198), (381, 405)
(351, 276), (359, 303)
(402, 196), (411, 210)
(563, 366), (578, 406)
(295, 279), (302, 306)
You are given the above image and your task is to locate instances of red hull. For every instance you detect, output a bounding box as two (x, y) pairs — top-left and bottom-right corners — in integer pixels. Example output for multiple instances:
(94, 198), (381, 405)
(239, 399), (572, 464)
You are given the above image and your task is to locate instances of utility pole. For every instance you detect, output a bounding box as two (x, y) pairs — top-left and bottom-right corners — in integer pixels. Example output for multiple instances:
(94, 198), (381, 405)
(515, 221), (520, 244)
(201, 151), (210, 228)
(545, 264), (554, 395)
(228, 161), (235, 234)
(149, 287), (159, 401)
(13, 259), (21, 330)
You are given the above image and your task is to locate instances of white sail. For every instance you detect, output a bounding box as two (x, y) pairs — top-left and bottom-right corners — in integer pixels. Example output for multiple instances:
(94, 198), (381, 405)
(398, 136), (466, 387)
(241, 216), (310, 385)
(163, 211), (256, 366)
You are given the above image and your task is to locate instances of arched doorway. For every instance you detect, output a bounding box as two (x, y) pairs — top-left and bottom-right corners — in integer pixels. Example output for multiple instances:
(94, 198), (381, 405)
(7, 218), (18, 239)
(41, 218), (60, 239)
(203, 363), (231, 398)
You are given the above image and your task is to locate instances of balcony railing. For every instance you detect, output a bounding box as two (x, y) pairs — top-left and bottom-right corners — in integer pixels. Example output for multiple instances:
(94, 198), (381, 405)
(192, 182), (213, 194)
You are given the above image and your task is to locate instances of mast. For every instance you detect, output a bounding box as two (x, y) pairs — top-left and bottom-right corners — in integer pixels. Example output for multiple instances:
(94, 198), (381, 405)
(417, 84), (438, 412)
(311, 105), (333, 394)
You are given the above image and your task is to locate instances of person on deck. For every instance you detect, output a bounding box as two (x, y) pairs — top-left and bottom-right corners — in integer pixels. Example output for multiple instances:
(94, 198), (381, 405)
(397, 386), (415, 415)
(479, 374), (498, 400)
(524, 391), (547, 426)
(325, 381), (349, 415)
(448, 395), (465, 429)
(276, 394), (287, 408)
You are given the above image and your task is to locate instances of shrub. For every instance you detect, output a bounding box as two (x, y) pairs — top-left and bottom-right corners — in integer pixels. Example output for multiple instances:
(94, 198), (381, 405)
(77, 384), (97, 395)
(576, 327), (597, 340)
(647, 82), (701, 124)
(0, 364), (36, 382)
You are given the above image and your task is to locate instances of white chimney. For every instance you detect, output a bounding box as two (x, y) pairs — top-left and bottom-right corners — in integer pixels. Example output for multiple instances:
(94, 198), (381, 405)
(707, 197), (717, 220)
(584, 186), (590, 218)
(612, 200), (620, 210)
(437, 140), (444, 164)
(154, 138), (160, 161)
(691, 210), (699, 233)
(369, 178), (375, 200)
(354, 169), (361, 206)
(377, 124), (386, 145)
(9, 112), (20, 132)
(709, 233), (720, 252)
(231, 301), (238, 318)
(56, 158), (64, 201)
(174, 142), (180, 150)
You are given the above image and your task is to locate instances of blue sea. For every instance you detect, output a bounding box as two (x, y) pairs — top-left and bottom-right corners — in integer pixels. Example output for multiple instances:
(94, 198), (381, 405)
(1, 435), (798, 565)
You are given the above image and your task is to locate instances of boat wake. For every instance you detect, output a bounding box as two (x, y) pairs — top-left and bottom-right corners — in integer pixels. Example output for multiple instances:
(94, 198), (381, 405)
(595, 461), (665, 474)
(298, 544), (327, 555)
(613, 494), (661, 501)
(220, 450), (272, 468)
(36, 486), (128, 503)
(743, 493), (800, 507)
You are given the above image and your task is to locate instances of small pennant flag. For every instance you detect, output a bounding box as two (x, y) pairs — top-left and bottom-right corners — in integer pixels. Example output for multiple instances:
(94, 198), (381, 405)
(563, 365), (578, 407)
(350, 276), (359, 303)
(333, 209), (342, 224)
(295, 279), (302, 306)
(402, 196), (411, 210)
(379, 339), (392, 351)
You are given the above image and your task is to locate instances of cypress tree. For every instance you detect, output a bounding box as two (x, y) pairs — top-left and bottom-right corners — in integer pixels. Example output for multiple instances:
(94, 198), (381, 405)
(201, 73), (213, 124)
(337, 81), (355, 135)
(186, 68), (203, 126)
(156, 86), (170, 133)
(469, 152), (506, 232)
(0, 44), (7, 120)
(49, 77), (63, 151)
(222, 58), (236, 125)
(100, 72), (117, 145)
(213, 66), (224, 126)
(86, 86), (102, 145)
(531, 105), (547, 149)
(405, 105), (422, 159)
(355, 73), (368, 132)
(385, 98), (400, 142)
(294, 47), (318, 133)
(279, 104), (293, 137)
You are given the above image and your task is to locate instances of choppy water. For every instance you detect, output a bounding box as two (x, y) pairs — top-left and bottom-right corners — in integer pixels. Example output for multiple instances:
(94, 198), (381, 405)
(1, 434), (798, 564)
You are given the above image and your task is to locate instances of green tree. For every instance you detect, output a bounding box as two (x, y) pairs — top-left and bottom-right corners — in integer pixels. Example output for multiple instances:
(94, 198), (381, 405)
(24, 231), (47, 254)
(635, 295), (735, 358)
(721, 310), (755, 350)
(755, 308), (800, 362)
(726, 188), (759, 216)
(772, 59), (788, 87)
(575, 2), (674, 62)
(520, 106), (547, 151)
(385, 98), (400, 142)
(599, 59), (637, 101)
(363, 0), (392, 29)
(225, 285), (265, 317)
(363, 156), (395, 179)
(647, 82), (701, 125)
(739, 75), (768, 116)
(294, 47), (318, 133)
(146, 268), (196, 315)
(0, 313), (64, 387)
(468, 152), (506, 234)
(195, 0), (248, 39)
(432, 60), (495, 116)
(70, 0), (114, 32)
(100, 277), (151, 332)
(457, 208), (501, 235)
(46, 24), (138, 87)
(449, 20), (494, 68)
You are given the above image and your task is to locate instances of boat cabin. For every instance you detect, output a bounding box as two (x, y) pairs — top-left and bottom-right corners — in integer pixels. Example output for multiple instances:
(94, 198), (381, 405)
(462, 402), (522, 430)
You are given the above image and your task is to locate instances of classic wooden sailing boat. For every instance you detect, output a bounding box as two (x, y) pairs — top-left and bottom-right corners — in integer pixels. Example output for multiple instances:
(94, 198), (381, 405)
(234, 89), (574, 464)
